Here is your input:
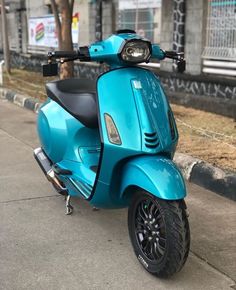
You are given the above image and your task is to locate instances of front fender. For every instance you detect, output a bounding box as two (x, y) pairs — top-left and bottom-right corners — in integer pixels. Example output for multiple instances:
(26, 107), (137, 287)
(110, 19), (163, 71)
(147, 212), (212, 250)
(120, 155), (186, 200)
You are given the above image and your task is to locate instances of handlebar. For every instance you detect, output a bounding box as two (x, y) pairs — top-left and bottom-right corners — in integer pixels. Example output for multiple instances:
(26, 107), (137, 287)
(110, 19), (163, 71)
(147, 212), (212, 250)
(48, 51), (78, 59)
(47, 46), (90, 62)
(47, 47), (184, 68)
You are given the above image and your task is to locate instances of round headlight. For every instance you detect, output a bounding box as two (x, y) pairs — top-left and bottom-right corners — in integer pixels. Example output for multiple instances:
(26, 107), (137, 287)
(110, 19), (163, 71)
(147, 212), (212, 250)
(120, 40), (152, 63)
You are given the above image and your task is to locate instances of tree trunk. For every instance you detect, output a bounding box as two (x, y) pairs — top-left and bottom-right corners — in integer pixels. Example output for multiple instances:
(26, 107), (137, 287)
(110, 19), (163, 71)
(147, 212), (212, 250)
(51, 0), (74, 79)
(60, 1), (74, 79)
(1, 0), (11, 74)
(50, 0), (62, 49)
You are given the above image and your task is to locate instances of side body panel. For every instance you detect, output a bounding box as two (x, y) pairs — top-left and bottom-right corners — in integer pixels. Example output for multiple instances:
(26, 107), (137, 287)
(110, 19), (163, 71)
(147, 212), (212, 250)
(37, 99), (100, 197)
(37, 67), (184, 207)
(90, 67), (180, 208)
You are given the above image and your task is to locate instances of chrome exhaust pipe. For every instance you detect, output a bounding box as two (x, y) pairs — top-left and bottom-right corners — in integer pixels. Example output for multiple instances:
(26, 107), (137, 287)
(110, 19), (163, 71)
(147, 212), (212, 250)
(34, 147), (67, 192)
(47, 169), (67, 191)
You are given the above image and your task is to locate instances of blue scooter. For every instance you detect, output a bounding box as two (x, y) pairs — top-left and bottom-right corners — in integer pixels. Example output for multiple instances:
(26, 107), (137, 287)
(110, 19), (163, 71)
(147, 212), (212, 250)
(34, 30), (190, 278)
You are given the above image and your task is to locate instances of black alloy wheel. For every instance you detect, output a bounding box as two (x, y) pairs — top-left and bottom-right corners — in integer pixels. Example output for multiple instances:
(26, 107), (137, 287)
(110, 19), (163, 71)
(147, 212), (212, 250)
(128, 190), (190, 278)
(135, 197), (166, 262)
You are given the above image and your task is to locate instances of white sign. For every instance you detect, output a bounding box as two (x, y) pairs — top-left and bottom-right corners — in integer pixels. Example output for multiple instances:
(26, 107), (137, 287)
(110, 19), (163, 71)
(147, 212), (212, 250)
(28, 14), (79, 48)
(28, 16), (58, 47)
(119, 0), (161, 10)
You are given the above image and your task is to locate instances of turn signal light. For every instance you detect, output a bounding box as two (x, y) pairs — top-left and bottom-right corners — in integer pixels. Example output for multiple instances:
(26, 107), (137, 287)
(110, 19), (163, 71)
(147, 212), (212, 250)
(104, 113), (121, 145)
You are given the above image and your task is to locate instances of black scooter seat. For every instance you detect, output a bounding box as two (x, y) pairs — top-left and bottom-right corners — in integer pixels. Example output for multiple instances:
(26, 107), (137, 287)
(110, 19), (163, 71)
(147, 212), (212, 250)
(46, 78), (98, 129)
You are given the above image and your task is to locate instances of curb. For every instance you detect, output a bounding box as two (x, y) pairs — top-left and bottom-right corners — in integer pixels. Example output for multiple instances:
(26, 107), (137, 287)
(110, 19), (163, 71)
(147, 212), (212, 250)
(1, 87), (235, 201)
(0, 87), (41, 113)
(174, 153), (236, 201)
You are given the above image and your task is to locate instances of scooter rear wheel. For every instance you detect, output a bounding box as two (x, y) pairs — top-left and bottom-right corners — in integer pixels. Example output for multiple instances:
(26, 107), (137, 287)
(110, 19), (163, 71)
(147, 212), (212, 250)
(128, 190), (190, 278)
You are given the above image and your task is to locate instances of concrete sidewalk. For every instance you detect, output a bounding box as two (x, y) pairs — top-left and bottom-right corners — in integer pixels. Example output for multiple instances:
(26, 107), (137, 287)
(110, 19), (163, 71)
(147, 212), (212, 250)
(0, 99), (235, 290)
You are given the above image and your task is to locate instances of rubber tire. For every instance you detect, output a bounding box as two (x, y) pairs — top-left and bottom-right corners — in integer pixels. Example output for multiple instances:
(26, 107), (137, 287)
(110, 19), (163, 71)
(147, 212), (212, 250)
(128, 190), (190, 278)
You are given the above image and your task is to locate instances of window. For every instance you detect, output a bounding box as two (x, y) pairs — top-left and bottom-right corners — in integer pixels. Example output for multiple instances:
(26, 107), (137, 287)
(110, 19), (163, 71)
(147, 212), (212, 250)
(117, 0), (162, 43)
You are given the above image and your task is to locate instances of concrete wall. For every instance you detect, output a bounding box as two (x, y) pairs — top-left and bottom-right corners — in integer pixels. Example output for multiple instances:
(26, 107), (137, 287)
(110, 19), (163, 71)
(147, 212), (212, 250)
(27, 0), (49, 17)
(0, 0), (25, 53)
(89, 1), (115, 43)
(185, 0), (204, 75)
(102, 1), (114, 39)
(74, 0), (90, 46)
(21, 11), (28, 53)
(153, 8), (162, 44)
(160, 0), (173, 72)
(0, 15), (3, 52)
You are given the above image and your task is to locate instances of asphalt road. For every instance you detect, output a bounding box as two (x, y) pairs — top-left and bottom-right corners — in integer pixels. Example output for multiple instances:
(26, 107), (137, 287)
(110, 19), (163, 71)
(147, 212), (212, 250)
(0, 99), (235, 290)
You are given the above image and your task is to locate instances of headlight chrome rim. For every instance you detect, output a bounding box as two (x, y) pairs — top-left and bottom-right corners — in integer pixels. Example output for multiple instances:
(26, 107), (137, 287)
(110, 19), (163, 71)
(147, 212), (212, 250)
(119, 39), (152, 64)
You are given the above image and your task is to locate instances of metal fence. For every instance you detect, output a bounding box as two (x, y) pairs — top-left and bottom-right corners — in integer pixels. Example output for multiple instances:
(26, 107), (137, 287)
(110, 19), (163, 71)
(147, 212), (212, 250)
(202, 0), (236, 61)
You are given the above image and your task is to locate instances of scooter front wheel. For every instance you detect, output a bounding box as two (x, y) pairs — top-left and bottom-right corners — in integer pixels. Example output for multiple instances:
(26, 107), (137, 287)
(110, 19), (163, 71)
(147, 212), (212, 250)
(128, 190), (190, 278)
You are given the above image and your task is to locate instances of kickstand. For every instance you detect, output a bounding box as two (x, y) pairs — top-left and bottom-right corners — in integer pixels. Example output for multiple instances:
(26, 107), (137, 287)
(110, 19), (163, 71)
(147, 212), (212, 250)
(65, 195), (73, 215)
(92, 207), (99, 211)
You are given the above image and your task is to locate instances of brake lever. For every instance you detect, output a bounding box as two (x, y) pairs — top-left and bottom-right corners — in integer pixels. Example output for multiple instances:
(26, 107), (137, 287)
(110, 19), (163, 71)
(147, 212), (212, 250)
(176, 52), (184, 56)
(176, 52), (184, 61)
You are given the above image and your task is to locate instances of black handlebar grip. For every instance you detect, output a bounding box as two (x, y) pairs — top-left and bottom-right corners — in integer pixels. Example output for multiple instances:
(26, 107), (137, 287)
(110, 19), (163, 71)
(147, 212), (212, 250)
(164, 51), (184, 60)
(48, 50), (78, 58)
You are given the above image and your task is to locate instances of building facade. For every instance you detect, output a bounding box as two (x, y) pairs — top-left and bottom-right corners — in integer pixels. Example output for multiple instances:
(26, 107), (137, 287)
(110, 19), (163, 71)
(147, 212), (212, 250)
(0, 0), (235, 117)
(1, 0), (235, 77)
